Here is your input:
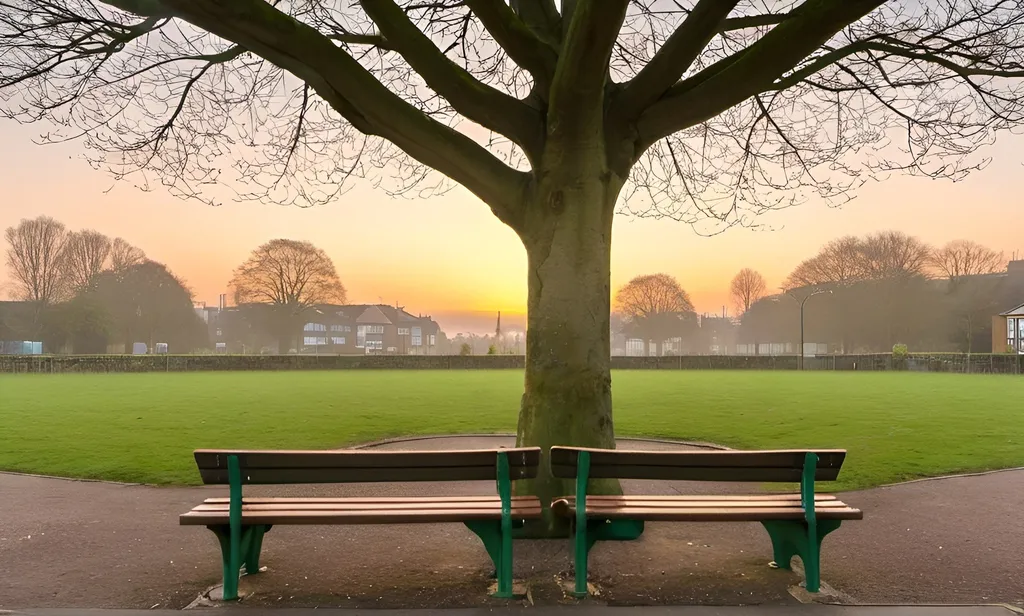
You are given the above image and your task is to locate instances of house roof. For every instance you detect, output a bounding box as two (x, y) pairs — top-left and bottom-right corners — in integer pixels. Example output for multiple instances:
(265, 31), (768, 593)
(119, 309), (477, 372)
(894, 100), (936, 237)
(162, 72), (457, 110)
(355, 305), (392, 324)
(1000, 302), (1024, 316)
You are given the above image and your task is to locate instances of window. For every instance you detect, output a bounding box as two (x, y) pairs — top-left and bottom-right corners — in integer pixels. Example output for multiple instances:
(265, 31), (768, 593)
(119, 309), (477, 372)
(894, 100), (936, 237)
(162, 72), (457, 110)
(364, 340), (383, 351)
(1009, 318), (1016, 339)
(428, 334), (436, 346)
(304, 323), (326, 332)
(1019, 318), (1024, 339)
(303, 336), (327, 346)
(397, 327), (410, 336)
(387, 346), (397, 352)
(330, 337), (345, 345)
(411, 326), (422, 346)
(356, 325), (384, 347)
(343, 325), (351, 332)
(330, 324), (346, 332)
(215, 329), (222, 337)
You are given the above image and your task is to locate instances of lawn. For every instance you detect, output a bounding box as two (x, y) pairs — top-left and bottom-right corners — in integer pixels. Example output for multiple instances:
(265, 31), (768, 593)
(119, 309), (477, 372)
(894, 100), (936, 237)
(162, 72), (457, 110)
(1, 370), (1022, 490)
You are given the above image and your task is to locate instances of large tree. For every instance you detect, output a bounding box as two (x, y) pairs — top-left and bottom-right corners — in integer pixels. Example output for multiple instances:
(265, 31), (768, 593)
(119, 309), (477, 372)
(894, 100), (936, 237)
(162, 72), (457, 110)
(3, 0), (1024, 511)
(931, 239), (1005, 287)
(230, 239), (347, 351)
(730, 268), (767, 314)
(4, 216), (70, 305)
(109, 238), (147, 275)
(91, 260), (206, 352)
(63, 230), (112, 293)
(615, 273), (695, 355)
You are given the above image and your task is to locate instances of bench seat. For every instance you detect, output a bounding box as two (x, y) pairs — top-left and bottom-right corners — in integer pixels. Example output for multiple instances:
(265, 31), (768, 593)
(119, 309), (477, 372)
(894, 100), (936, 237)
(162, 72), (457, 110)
(551, 494), (862, 522)
(181, 495), (544, 525)
(181, 447), (541, 600)
(549, 445), (862, 596)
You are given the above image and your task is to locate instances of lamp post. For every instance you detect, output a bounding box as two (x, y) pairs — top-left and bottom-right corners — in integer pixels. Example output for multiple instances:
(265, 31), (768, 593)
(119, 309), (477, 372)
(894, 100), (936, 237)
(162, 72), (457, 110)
(785, 288), (832, 370)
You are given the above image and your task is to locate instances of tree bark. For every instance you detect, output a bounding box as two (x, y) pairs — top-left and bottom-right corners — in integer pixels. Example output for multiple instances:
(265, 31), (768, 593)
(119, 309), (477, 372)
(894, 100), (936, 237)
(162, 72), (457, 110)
(514, 153), (625, 534)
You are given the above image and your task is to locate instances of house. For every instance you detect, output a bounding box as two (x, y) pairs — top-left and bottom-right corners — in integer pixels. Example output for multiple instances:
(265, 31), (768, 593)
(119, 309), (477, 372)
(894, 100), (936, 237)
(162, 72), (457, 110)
(300, 304), (445, 355)
(993, 302), (1024, 354)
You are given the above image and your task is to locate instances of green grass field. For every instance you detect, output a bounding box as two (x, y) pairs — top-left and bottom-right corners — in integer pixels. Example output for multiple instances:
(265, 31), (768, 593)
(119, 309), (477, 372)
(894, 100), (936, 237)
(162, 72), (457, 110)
(1, 370), (1022, 490)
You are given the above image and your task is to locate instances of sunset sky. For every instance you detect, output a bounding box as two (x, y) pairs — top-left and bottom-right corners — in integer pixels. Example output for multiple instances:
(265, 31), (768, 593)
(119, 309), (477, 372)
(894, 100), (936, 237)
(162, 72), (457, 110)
(1, 119), (1021, 334)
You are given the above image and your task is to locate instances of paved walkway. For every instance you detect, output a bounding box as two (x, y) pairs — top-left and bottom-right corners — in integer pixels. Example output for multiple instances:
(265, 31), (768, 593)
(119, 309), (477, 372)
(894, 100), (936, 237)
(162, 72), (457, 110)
(2, 436), (1023, 609)
(6, 606), (1020, 615)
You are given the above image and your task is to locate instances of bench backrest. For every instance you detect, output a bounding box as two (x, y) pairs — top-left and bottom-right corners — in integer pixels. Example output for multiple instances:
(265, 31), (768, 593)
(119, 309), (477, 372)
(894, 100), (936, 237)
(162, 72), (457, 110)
(549, 446), (847, 483)
(194, 447), (542, 485)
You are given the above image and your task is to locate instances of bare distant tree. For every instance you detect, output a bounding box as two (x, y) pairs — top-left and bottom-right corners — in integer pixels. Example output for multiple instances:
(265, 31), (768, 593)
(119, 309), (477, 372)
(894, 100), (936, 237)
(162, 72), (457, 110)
(231, 239), (346, 351)
(859, 231), (932, 280)
(109, 238), (146, 275)
(615, 273), (694, 355)
(785, 236), (865, 288)
(63, 230), (112, 292)
(3, 216), (70, 304)
(931, 240), (1005, 286)
(730, 268), (767, 314)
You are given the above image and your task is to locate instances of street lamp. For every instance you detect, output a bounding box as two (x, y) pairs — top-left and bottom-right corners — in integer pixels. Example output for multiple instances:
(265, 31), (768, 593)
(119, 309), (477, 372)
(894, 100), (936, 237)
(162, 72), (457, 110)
(784, 288), (832, 370)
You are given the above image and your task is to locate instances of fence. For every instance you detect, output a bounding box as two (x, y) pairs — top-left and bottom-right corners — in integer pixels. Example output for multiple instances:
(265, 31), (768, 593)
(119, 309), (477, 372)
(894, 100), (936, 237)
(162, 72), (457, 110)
(1, 353), (1021, 374)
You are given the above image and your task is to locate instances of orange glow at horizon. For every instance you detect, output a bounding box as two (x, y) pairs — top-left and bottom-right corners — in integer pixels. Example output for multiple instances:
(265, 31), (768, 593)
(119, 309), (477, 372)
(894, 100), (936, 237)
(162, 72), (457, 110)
(1, 121), (1022, 333)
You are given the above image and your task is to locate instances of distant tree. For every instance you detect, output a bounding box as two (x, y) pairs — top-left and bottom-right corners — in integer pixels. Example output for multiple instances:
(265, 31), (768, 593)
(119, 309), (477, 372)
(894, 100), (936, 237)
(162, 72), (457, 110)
(729, 268), (767, 314)
(615, 274), (695, 355)
(3, 216), (70, 305)
(230, 239), (346, 351)
(459, 342), (472, 357)
(63, 230), (112, 292)
(858, 231), (932, 280)
(91, 260), (205, 352)
(108, 237), (146, 275)
(44, 293), (112, 354)
(785, 236), (865, 288)
(931, 240), (1005, 287)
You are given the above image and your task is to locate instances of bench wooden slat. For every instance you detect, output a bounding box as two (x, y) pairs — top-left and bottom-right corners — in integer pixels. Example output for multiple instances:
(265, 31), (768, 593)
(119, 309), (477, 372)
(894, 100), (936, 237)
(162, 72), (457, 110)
(203, 495), (538, 505)
(190, 500), (540, 512)
(550, 447), (846, 482)
(180, 506), (545, 526)
(556, 506), (862, 522)
(200, 465), (543, 485)
(195, 447), (541, 485)
(552, 465), (831, 482)
(577, 494), (838, 502)
(573, 499), (853, 509)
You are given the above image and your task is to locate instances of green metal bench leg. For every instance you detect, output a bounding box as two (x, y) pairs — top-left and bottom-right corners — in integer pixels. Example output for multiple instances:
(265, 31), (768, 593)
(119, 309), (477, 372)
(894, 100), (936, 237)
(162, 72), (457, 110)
(245, 525), (270, 575)
(208, 525), (248, 600)
(761, 519), (842, 592)
(573, 515), (588, 597)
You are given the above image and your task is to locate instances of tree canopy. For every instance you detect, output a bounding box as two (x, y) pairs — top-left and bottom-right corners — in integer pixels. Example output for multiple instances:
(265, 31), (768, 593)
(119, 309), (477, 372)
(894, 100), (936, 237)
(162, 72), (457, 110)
(1, 1), (1022, 228)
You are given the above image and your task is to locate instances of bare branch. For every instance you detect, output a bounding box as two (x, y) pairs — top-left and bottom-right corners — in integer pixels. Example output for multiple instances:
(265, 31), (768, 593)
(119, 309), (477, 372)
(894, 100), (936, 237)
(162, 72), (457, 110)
(465, 0), (558, 91)
(615, 0), (740, 118)
(361, 0), (544, 161)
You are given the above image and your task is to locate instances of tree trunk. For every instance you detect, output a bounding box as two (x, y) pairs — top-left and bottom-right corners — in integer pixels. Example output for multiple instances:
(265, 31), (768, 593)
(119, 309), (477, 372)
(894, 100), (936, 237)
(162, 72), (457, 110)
(514, 160), (624, 535)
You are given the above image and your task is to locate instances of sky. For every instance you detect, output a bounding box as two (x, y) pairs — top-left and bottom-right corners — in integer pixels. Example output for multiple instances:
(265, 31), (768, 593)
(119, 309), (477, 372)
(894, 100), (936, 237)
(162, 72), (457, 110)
(1, 119), (1022, 334)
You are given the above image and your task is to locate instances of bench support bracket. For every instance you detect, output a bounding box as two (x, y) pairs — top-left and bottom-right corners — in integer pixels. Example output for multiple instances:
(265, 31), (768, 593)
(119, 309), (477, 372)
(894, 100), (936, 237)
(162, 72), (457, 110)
(207, 524), (272, 599)
(761, 519), (841, 592)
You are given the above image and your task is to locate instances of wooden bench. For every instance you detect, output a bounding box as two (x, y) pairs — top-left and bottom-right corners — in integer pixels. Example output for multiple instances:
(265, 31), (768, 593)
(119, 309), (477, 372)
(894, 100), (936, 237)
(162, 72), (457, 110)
(180, 447), (542, 600)
(550, 446), (862, 597)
